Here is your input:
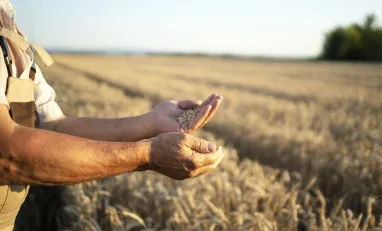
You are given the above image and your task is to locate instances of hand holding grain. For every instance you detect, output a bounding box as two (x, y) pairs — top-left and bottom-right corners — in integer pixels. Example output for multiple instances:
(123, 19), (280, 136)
(177, 93), (223, 132)
(151, 93), (223, 134)
(143, 132), (224, 180)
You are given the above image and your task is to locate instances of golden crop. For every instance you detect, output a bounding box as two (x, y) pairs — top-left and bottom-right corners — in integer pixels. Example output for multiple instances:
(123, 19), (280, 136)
(26, 55), (381, 231)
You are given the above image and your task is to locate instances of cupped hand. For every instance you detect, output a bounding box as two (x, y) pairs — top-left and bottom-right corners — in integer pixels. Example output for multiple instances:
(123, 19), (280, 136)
(142, 132), (224, 180)
(151, 93), (223, 134)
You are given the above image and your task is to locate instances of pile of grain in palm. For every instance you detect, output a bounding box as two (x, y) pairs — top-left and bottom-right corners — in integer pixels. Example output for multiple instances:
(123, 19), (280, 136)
(176, 109), (200, 124)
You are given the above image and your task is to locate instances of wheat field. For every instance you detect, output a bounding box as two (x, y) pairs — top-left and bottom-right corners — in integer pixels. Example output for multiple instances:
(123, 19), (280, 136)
(16, 55), (382, 231)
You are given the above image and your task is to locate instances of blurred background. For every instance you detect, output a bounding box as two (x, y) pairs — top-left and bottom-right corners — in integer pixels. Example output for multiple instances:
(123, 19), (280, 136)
(9, 1), (382, 231)
(13, 0), (382, 60)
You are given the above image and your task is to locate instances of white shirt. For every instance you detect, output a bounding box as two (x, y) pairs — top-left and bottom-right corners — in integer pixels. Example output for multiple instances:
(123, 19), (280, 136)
(0, 45), (64, 123)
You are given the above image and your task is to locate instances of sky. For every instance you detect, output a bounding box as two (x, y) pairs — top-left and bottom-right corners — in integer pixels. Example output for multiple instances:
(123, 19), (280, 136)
(11, 0), (382, 58)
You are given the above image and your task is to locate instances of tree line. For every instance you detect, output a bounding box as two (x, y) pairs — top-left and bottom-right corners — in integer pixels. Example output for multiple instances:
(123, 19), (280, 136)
(321, 14), (382, 61)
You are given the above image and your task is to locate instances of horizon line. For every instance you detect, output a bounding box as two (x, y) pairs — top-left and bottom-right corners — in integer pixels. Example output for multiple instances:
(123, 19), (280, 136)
(45, 47), (317, 59)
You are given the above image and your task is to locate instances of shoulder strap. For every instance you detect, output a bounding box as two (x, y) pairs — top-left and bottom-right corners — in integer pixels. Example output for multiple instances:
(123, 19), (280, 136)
(29, 43), (54, 67)
(0, 28), (29, 51)
(0, 36), (13, 77)
(0, 28), (54, 67)
(0, 36), (13, 95)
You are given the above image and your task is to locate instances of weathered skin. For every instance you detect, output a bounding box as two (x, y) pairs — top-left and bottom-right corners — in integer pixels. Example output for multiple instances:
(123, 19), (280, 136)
(0, 104), (224, 185)
(38, 95), (223, 142)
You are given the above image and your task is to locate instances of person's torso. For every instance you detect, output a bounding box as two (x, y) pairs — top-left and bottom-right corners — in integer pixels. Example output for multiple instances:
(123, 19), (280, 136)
(0, 35), (38, 231)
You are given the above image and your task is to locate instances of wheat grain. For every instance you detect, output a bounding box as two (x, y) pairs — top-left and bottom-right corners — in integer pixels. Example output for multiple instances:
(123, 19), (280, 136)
(24, 55), (382, 231)
(176, 108), (200, 125)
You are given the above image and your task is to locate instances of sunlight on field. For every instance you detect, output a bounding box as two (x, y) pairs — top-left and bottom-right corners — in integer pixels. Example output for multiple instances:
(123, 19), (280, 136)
(34, 55), (382, 230)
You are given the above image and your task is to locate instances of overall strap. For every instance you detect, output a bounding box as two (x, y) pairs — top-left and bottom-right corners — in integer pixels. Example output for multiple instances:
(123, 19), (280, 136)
(30, 43), (54, 67)
(0, 28), (54, 91)
(0, 28), (54, 67)
(0, 36), (41, 127)
(0, 36), (37, 82)
(0, 36), (13, 78)
(0, 36), (14, 96)
(0, 28), (29, 52)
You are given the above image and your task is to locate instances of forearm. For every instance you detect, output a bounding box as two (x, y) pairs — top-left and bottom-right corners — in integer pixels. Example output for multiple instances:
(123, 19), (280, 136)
(39, 113), (156, 142)
(1, 124), (150, 185)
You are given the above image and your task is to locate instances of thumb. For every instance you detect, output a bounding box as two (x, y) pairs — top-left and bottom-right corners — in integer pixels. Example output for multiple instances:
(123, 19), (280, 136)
(185, 135), (217, 153)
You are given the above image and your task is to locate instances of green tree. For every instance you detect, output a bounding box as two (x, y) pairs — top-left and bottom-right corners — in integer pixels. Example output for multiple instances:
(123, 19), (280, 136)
(322, 27), (346, 60)
(321, 14), (382, 61)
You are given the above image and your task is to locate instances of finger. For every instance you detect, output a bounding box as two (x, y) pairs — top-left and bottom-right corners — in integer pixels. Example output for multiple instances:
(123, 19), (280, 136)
(196, 93), (218, 109)
(185, 135), (218, 153)
(187, 105), (211, 132)
(190, 146), (223, 170)
(197, 96), (223, 129)
(184, 146), (223, 170)
(178, 100), (202, 110)
(197, 146), (223, 166)
(190, 151), (225, 178)
(154, 149), (224, 181)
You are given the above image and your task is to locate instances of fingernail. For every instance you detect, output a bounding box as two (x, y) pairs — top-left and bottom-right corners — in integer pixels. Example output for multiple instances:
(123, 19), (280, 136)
(208, 143), (217, 152)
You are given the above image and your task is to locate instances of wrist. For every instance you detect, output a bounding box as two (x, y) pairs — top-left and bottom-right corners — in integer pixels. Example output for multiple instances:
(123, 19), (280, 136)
(118, 112), (157, 142)
(134, 138), (153, 171)
(143, 111), (161, 137)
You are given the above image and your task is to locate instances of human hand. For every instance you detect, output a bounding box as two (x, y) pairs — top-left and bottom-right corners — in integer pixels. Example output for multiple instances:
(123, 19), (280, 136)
(140, 132), (224, 180)
(150, 93), (223, 134)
